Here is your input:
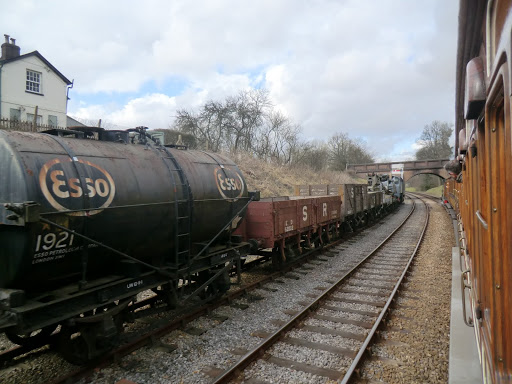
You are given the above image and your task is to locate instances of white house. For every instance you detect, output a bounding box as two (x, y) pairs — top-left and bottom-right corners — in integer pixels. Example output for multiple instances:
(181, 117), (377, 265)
(0, 34), (72, 128)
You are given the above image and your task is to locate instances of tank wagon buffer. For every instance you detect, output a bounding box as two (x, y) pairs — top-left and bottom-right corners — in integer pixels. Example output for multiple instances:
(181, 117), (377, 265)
(0, 127), (259, 363)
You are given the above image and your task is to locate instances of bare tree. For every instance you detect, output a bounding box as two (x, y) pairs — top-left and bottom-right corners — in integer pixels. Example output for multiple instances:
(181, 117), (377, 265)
(415, 120), (453, 160)
(296, 141), (330, 171)
(225, 89), (271, 153)
(328, 132), (374, 170)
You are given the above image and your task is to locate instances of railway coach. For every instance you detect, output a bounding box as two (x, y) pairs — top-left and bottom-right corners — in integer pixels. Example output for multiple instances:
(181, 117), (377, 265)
(444, 1), (512, 382)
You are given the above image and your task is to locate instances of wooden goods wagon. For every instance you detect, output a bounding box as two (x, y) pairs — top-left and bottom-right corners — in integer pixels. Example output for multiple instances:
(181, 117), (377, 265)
(235, 195), (342, 263)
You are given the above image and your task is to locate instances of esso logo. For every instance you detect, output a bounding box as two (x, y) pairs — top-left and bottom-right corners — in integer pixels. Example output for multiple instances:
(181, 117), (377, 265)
(39, 158), (116, 216)
(214, 166), (245, 201)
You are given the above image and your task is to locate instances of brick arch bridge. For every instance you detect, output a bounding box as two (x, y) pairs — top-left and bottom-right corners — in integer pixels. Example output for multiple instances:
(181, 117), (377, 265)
(346, 159), (450, 182)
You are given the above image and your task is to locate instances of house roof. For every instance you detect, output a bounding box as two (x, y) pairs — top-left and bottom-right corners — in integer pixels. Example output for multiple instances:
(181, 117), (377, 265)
(0, 50), (72, 85)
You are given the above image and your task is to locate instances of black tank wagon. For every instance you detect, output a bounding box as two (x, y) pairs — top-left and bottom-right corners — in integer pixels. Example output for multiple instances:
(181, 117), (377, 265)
(0, 127), (253, 363)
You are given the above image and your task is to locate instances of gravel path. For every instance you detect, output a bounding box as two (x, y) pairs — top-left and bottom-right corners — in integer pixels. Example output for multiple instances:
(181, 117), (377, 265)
(354, 198), (453, 384)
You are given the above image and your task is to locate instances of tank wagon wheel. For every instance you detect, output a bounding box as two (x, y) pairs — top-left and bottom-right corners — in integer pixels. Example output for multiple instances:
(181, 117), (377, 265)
(56, 298), (131, 365)
(151, 282), (178, 308)
(57, 325), (90, 365)
(197, 269), (231, 300)
(6, 324), (58, 348)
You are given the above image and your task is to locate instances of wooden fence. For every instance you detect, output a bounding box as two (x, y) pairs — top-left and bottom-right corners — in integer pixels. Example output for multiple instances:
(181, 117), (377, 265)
(0, 118), (68, 133)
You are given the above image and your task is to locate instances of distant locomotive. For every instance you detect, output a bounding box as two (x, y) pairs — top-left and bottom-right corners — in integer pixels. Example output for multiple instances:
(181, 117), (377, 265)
(367, 172), (404, 203)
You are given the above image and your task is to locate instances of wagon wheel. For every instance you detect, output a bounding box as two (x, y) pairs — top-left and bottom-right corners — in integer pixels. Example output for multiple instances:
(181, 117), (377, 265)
(198, 269), (231, 300)
(6, 324), (58, 348)
(152, 282), (178, 308)
(57, 299), (131, 365)
(57, 325), (90, 365)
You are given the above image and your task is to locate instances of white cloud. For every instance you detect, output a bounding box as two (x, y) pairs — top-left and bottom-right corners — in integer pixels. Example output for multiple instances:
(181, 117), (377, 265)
(2, 0), (459, 160)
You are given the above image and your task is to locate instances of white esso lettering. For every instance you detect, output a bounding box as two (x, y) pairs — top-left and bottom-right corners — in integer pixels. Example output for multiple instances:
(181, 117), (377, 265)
(95, 179), (109, 197)
(303, 206), (308, 221)
(218, 173), (226, 191)
(50, 170), (69, 198)
(85, 178), (96, 197)
(50, 176), (111, 199)
(68, 178), (83, 198)
(323, 203), (327, 216)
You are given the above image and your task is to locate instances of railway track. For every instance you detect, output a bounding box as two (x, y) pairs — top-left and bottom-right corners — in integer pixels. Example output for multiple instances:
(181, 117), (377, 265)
(211, 194), (428, 383)
(0, 200), (414, 384)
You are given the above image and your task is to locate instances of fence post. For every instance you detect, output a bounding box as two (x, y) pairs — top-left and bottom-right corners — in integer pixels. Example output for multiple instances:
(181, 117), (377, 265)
(32, 106), (38, 132)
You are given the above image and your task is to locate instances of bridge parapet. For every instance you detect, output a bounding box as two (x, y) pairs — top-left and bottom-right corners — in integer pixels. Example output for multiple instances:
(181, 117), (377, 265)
(347, 159), (450, 181)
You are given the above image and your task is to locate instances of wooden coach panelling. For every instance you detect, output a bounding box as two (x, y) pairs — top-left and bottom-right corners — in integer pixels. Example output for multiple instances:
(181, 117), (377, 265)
(455, 1), (512, 381)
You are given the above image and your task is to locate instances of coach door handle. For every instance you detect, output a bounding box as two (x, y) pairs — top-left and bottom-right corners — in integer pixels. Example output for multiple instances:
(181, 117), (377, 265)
(475, 210), (488, 230)
(461, 269), (474, 327)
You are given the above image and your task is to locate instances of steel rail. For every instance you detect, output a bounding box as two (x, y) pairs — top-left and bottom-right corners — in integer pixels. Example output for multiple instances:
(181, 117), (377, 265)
(211, 198), (418, 384)
(339, 193), (429, 383)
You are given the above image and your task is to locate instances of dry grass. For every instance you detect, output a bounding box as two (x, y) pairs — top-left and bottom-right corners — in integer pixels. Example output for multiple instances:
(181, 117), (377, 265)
(229, 152), (363, 198)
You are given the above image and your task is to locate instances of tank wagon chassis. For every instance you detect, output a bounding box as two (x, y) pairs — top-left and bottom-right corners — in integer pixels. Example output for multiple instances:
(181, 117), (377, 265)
(1, 199), (254, 365)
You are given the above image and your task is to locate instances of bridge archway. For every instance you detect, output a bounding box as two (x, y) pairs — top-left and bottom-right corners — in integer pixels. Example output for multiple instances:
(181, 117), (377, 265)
(405, 172), (445, 191)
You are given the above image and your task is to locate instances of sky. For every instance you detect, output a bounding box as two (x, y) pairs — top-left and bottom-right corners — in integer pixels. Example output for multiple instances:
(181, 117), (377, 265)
(1, 0), (459, 161)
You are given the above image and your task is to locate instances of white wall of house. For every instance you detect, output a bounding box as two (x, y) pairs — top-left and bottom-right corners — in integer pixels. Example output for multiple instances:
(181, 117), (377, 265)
(1, 55), (68, 127)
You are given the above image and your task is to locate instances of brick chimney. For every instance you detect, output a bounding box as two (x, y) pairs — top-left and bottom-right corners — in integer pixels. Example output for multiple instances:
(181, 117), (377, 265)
(1, 34), (21, 60)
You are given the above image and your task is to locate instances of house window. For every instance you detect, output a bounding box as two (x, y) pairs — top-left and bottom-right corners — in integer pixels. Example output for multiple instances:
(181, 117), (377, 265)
(10, 108), (21, 121)
(48, 115), (57, 127)
(26, 113), (42, 125)
(26, 70), (41, 93)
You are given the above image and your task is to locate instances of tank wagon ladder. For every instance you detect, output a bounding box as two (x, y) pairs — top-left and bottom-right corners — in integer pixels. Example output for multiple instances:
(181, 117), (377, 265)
(159, 146), (193, 266)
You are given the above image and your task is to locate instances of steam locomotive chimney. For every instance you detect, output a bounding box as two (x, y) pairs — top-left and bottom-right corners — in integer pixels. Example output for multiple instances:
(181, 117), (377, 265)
(1, 34), (21, 61)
